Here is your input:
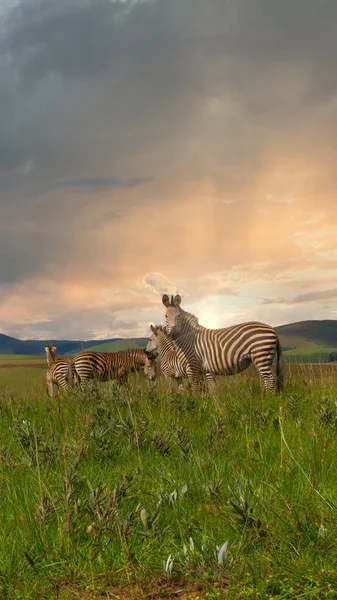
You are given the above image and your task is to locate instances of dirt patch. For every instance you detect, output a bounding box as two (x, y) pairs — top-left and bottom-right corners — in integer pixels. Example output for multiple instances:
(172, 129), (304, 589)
(57, 575), (228, 599)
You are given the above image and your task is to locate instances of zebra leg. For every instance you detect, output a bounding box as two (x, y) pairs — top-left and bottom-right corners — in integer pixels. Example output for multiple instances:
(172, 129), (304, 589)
(186, 365), (201, 393)
(46, 380), (54, 398)
(163, 374), (175, 392)
(116, 366), (129, 388)
(254, 363), (276, 392)
(45, 372), (54, 398)
(177, 377), (184, 393)
(205, 372), (216, 392)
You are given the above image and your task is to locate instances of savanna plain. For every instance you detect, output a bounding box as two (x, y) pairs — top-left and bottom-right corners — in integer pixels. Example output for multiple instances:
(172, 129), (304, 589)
(0, 359), (337, 600)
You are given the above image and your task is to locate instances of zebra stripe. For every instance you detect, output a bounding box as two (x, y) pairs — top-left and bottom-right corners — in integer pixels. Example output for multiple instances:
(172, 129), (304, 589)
(145, 325), (216, 392)
(146, 325), (188, 391)
(73, 348), (156, 387)
(45, 345), (76, 398)
(162, 295), (284, 392)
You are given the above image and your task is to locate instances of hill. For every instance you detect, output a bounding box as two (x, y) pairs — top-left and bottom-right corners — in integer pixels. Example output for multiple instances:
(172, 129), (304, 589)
(0, 320), (336, 362)
(275, 320), (337, 363)
(71, 338), (149, 354)
(0, 333), (123, 356)
(275, 320), (337, 349)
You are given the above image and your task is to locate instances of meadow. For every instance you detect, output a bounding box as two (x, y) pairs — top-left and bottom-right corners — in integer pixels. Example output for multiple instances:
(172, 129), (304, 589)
(0, 360), (336, 599)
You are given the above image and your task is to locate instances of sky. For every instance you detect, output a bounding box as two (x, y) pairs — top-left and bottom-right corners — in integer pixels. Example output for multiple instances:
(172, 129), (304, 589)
(1, 0), (337, 341)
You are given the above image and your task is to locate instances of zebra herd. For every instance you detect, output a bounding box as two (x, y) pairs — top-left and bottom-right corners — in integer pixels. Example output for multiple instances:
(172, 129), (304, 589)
(45, 294), (284, 397)
(45, 345), (156, 397)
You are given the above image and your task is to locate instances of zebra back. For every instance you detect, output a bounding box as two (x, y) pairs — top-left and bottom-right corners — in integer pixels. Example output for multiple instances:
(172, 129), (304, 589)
(73, 348), (155, 386)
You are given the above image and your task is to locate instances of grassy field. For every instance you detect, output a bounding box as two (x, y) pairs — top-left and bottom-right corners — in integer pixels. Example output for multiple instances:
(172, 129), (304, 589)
(0, 362), (337, 599)
(282, 348), (337, 364)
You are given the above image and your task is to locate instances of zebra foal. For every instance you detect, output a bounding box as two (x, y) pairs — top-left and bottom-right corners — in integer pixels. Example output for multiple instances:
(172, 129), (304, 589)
(146, 325), (188, 391)
(146, 325), (215, 392)
(162, 295), (284, 393)
(45, 345), (76, 398)
(73, 348), (156, 388)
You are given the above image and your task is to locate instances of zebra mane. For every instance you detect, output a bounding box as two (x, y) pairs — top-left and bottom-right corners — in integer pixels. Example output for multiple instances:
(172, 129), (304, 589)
(181, 309), (199, 328)
(153, 325), (165, 333)
(152, 324), (178, 350)
(125, 348), (146, 356)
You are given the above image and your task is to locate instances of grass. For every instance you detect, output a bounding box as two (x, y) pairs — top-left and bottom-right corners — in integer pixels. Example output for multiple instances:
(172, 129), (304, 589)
(0, 355), (45, 364)
(283, 348), (337, 364)
(0, 363), (337, 599)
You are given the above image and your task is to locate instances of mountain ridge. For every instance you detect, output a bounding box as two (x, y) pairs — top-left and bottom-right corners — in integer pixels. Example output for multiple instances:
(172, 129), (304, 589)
(0, 320), (336, 358)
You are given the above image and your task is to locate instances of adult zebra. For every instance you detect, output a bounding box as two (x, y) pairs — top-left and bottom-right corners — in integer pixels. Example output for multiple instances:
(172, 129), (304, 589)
(73, 348), (156, 388)
(146, 325), (215, 392)
(45, 345), (77, 398)
(162, 295), (284, 393)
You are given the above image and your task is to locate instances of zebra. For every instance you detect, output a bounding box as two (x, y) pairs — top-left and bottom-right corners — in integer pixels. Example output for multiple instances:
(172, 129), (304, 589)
(45, 345), (76, 398)
(72, 348), (156, 388)
(162, 295), (284, 393)
(143, 351), (158, 382)
(146, 325), (215, 392)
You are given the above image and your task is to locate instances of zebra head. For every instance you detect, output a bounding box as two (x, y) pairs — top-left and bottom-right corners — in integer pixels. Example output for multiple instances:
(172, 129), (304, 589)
(145, 324), (161, 354)
(143, 354), (157, 381)
(162, 294), (182, 338)
(45, 344), (57, 366)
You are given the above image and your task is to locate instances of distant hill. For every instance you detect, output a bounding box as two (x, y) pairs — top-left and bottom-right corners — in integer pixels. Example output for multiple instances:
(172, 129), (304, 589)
(0, 333), (124, 356)
(275, 320), (337, 363)
(0, 320), (336, 363)
(72, 338), (149, 355)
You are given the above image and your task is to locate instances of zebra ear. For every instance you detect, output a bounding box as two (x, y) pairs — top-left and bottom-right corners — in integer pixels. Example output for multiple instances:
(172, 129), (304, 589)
(162, 294), (170, 307)
(173, 295), (181, 307)
(150, 324), (158, 336)
(45, 345), (56, 353)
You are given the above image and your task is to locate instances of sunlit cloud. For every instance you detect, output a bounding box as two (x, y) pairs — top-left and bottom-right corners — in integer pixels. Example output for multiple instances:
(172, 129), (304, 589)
(143, 272), (179, 297)
(0, 0), (337, 339)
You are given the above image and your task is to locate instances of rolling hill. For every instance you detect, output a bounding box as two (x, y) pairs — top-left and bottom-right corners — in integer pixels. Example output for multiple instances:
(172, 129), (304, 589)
(72, 338), (149, 354)
(275, 320), (337, 349)
(0, 333), (123, 356)
(0, 320), (336, 362)
(275, 320), (337, 362)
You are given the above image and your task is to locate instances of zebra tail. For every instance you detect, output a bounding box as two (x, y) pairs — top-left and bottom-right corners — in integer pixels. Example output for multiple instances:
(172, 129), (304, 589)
(276, 337), (284, 392)
(67, 361), (75, 389)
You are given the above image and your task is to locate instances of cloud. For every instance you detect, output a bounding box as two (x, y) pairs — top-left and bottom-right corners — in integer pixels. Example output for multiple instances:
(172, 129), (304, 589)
(36, 176), (152, 194)
(143, 272), (179, 297)
(261, 288), (337, 306)
(0, 0), (337, 338)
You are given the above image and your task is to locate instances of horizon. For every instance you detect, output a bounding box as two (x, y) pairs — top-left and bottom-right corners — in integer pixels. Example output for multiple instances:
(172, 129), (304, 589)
(1, 316), (336, 343)
(1, 0), (337, 340)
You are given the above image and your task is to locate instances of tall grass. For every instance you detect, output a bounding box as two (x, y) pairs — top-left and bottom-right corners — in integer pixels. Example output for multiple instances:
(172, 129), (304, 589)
(0, 365), (336, 599)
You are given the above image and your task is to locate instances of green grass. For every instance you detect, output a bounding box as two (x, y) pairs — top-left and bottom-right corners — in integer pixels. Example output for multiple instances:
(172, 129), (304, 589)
(0, 365), (337, 599)
(0, 354), (44, 361)
(283, 348), (337, 364)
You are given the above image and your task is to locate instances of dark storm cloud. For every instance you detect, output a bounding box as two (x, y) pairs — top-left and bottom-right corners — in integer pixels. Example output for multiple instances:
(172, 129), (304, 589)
(37, 176), (152, 194)
(0, 136), (28, 173)
(0, 0), (337, 335)
(2, 0), (336, 190)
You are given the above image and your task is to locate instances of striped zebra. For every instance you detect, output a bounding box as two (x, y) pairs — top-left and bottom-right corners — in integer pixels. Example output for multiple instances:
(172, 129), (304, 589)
(73, 348), (156, 388)
(146, 325), (215, 392)
(45, 345), (76, 398)
(162, 295), (284, 393)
